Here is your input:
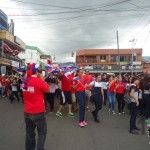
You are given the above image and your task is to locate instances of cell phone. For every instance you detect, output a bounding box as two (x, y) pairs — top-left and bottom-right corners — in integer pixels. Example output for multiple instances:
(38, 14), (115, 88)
(42, 71), (45, 77)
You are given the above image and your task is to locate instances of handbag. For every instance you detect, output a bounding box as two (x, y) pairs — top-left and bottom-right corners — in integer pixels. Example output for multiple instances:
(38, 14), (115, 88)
(90, 81), (95, 102)
(124, 92), (132, 104)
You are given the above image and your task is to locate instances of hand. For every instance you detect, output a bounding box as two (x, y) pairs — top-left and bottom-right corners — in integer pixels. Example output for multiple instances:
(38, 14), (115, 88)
(38, 73), (45, 80)
(85, 84), (88, 88)
(136, 100), (139, 106)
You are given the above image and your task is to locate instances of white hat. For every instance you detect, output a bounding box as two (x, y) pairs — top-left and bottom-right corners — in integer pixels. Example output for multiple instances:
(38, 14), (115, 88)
(2, 74), (5, 76)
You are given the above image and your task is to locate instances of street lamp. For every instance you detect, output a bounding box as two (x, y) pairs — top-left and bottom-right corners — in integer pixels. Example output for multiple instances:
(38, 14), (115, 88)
(129, 39), (137, 76)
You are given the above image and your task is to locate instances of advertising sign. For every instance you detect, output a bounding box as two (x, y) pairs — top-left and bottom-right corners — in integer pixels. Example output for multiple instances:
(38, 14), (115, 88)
(0, 9), (8, 30)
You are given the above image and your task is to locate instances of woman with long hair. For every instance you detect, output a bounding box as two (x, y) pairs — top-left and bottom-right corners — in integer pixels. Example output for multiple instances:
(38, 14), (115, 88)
(108, 75), (116, 114)
(72, 69), (87, 127)
(115, 76), (125, 114)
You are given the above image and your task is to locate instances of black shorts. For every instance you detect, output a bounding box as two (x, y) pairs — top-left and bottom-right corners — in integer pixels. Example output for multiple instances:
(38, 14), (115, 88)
(63, 91), (72, 105)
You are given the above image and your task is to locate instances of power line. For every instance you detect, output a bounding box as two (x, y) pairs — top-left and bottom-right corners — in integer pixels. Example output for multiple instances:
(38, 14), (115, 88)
(9, 0), (131, 10)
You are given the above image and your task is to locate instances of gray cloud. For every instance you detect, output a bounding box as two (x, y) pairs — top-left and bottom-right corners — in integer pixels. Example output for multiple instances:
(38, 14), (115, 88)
(1, 0), (150, 62)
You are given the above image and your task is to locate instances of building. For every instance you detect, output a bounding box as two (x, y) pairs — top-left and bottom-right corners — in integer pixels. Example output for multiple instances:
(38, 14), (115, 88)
(0, 9), (26, 75)
(18, 45), (48, 69)
(142, 56), (150, 74)
(76, 49), (143, 73)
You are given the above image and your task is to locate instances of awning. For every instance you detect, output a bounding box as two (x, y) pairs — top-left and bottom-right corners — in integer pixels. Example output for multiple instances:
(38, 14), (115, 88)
(13, 50), (20, 55)
(3, 43), (20, 55)
(3, 43), (13, 53)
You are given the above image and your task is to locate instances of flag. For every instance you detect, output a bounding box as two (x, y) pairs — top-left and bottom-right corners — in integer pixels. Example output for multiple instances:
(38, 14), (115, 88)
(17, 67), (24, 75)
(61, 91), (65, 104)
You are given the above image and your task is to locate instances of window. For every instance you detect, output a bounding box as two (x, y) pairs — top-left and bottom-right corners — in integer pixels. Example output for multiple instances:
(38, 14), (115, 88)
(104, 55), (108, 60)
(120, 56), (126, 62)
(98, 55), (108, 61)
(22, 51), (25, 54)
(111, 56), (117, 62)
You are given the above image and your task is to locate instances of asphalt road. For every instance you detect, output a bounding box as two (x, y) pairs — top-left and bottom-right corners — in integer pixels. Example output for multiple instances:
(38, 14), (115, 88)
(0, 97), (149, 150)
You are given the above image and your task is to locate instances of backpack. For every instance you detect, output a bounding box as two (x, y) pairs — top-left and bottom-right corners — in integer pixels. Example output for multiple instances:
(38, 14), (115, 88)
(124, 92), (132, 104)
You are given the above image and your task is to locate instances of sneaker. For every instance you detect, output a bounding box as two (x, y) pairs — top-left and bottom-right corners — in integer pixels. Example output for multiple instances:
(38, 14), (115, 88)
(79, 122), (85, 127)
(56, 112), (63, 117)
(91, 111), (95, 119)
(83, 121), (87, 126)
(134, 127), (140, 130)
(108, 109), (111, 113)
(86, 107), (90, 111)
(68, 112), (75, 117)
(49, 109), (54, 114)
(112, 111), (116, 115)
(122, 111), (125, 114)
(94, 119), (100, 123)
(129, 130), (139, 134)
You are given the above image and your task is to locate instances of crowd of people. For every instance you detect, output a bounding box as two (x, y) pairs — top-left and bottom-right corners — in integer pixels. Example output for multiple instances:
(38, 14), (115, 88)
(0, 65), (150, 149)
(0, 69), (150, 125)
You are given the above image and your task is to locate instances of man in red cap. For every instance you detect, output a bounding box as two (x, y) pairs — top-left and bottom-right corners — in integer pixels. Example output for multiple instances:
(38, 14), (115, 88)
(23, 63), (50, 150)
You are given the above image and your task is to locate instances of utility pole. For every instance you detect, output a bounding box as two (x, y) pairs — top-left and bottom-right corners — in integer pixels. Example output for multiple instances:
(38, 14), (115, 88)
(129, 39), (137, 76)
(117, 30), (121, 75)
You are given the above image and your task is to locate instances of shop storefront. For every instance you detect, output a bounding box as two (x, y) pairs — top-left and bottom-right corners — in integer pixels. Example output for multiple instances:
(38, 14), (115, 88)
(0, 30), (26, 76)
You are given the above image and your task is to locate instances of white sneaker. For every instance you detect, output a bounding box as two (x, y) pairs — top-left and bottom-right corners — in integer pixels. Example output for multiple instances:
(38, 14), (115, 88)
(108, 109), (111, 113)
(112, 111), (116, 115)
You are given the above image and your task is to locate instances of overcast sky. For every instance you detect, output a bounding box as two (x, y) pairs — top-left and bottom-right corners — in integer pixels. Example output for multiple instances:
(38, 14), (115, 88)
(1, 0), (150, 62)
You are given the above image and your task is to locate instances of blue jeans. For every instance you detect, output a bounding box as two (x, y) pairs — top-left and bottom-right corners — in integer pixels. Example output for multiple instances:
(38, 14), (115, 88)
(75, 91), (86, 122)
(129, 102), (137, 132)
(108, 92), (115, 111)
(25, 113), (47, 150)
(1, 85), (5, 97)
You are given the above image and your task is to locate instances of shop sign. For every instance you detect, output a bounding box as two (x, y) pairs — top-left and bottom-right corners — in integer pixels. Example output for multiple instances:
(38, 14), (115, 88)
(40, 55), (51, 59)
(120, 62), (128, 65)
(132, 61), (141, 65)
(108, 66), (112, 69)
(84, 66), (93, 70)
(1, 66), (6, 74)
(122, 66), (126, 69)
(11, 60), (19, 68)
(14, 36), (22, 45)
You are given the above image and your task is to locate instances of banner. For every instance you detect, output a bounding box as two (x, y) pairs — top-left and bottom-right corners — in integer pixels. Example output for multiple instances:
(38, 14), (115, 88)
(11, 60), (19, 68)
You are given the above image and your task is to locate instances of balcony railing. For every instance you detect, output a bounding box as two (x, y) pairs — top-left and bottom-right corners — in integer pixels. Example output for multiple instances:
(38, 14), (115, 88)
(0, 30), (26, 50)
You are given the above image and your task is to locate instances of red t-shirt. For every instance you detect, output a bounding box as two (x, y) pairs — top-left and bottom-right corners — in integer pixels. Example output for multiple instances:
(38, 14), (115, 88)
(83, 74), (93, 90)
(61, 74), (74, 92)
(1, 76), (6, 86)
(73, 77), (86, 91)
(108, 81), (116, 93)
(116, 82), (125, 94)
(23, 76), (49, 114)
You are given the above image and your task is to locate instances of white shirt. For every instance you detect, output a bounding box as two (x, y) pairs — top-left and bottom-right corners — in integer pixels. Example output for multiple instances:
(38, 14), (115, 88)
(90, 81), (103, 87)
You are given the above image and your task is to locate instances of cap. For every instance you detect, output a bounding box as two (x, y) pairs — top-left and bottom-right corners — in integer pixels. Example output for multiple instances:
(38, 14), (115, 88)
(85, 69), (89, 72)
